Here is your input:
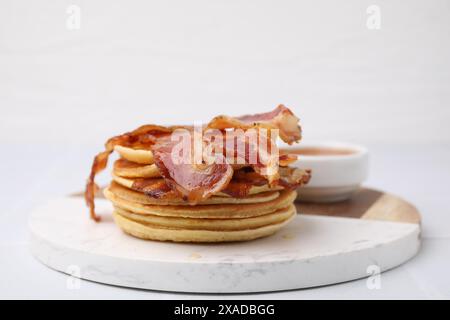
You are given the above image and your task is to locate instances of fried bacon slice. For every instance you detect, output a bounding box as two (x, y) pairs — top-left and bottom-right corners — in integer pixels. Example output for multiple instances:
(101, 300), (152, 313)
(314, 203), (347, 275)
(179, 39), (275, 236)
(131, 178), (177, 199)
(277, 167), (311, 189)
(151, 135), (234, 203)
(206, 104), (302, 144)
(221, 167), (310, 197)
(216, 131), (280, 185)
(85, 125), (173, 221)
(220, 169), (273, 198)
(279, 153), (298, 167)
(126, 167), (310, 199)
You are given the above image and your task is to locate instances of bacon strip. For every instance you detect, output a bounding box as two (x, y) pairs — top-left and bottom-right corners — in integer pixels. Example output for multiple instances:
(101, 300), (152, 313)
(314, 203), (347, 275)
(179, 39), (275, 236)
(203, 129), (281, 185)
(126, 167), (310, 200)
(131, 178), (176, 199)
(279, 153), (298, 167)
(220, 169), (271, 198)
(277, 167), (311, 190)
(207, 104), (302, 144)
(151, 136), (233, 204)
(85, 125), (172, 221)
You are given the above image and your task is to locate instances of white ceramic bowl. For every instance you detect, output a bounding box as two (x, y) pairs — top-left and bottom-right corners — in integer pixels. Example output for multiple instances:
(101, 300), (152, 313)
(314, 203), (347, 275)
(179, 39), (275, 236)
(282, 142), (369, 202)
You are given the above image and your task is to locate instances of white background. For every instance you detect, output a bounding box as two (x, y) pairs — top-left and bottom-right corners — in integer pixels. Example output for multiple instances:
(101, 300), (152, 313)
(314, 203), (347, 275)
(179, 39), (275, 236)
(1, 0), (449, 145)
(1, 0), (450, 299)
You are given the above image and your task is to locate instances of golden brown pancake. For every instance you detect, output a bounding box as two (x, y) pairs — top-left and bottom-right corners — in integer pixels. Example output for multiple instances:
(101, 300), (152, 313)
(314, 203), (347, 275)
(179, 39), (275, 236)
(106, 181), (285, 208)
(114, 204), (295, 231)
(114, 145), (154, 164)
(113, 159), (160, 178)
(112, 207), (296, 242)
(105, 187), (295, 218)
(111, 173), (283, 198)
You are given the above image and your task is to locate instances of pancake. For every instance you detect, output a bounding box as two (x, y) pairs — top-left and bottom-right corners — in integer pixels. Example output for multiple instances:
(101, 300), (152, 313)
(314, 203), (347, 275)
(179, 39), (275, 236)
(106, 181), (283, 207)
(112, 208), (296, 242)
(104, 186), (294, 218)
(111, 173), (283, 198)
(114, 204), (295, 231)
(113, 159), (160, 178)
(114, 145), (154, 164)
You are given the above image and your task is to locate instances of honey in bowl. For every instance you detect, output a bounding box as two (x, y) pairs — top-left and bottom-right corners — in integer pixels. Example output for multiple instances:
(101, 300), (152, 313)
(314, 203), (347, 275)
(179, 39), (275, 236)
(281, 147), (356, 156)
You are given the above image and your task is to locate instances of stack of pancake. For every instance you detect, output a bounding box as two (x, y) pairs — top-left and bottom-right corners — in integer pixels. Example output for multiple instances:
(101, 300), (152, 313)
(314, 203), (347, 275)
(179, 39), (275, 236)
(86, 105), (311, 243)
(103, 146), (310, 242)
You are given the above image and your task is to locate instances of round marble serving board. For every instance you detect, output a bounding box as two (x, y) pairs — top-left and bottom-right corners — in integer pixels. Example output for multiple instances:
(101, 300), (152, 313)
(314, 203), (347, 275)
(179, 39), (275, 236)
(29, 188), (421, 293)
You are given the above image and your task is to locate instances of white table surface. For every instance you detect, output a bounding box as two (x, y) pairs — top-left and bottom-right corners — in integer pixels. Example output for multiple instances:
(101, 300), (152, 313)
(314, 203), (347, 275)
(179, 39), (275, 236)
(1, 142), (449, 299)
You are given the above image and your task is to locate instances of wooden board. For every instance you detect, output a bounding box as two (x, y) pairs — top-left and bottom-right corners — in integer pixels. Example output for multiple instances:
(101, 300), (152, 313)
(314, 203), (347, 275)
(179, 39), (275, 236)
(297, 188), (421, 224)
(29, 187), (421, 293)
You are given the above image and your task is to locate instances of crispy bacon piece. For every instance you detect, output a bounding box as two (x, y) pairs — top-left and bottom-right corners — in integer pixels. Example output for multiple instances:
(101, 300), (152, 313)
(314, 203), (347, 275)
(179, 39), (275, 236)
(277, 167), (311, 190)
(220, 169), (270, 198)
(279, 153), (298, 167)
(151, 136), (234, 203)
(207, 104), (302, 144)
(225, 167), (310, 197)
(85, 150), (110, 221)
(131, 178), (177, 199)
(206, 130), (281, 185)
(126, 167), (310, 200)
(127, 172), (264, 200)
(85, 125), (172, 221)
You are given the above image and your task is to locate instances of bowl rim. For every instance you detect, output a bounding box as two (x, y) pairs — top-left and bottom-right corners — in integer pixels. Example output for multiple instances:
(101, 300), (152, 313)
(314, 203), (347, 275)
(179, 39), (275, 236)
(280, 141), (368, 161)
